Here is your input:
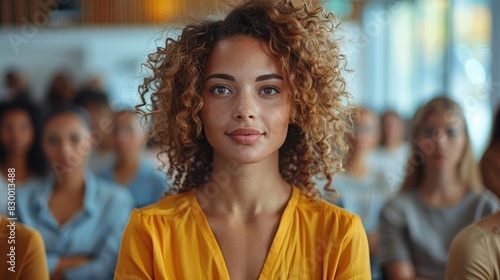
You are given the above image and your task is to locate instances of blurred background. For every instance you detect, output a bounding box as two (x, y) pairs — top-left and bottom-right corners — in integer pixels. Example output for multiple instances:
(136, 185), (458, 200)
(0, 0), (498, 157)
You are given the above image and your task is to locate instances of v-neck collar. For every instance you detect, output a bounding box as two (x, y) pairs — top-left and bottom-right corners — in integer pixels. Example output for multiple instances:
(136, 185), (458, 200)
(189, 186), (300, 280)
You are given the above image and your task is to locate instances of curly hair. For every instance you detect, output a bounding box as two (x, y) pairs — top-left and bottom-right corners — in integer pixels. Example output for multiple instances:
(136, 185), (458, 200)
(137, 0), (355, 199)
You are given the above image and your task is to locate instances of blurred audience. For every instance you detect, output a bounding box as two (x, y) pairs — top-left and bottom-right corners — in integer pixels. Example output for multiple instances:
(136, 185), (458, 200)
(327, 108), (391, 280)
(0, 214), (50, 280)
(480, 108), (500, 198)
(446, 211), (500, 279)
(74, 88), (115, 174)
(378, 97), (499, 280)
(17, 105), (134, 280)
(99, 110), (167, 208)
(367, 110), (410, 192)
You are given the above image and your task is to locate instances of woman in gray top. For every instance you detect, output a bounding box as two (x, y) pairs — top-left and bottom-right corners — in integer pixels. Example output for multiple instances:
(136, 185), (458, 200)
(378, 97), (499, 280)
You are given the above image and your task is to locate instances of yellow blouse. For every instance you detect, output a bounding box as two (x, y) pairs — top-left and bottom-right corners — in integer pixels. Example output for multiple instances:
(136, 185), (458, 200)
(115, 186), (371, 279)
(0, 215), (49, 280)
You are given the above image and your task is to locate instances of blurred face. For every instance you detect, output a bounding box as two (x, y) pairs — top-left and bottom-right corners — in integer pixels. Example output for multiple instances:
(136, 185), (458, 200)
(382, 113), (405, 146)
(113, 112), (145, 158)
(200, 35), (290, 164)
(418, 110), (466, 170)
(0, 109), (34, 157)
(43, 113), (91, 176)
(349, 111), (380, 153)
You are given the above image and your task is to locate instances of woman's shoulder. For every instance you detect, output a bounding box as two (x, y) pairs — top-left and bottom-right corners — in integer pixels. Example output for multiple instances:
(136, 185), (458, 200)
(382, 190), (418, 210)
(16, 177), (47, 200)
(295, 188), (362, 228)
(137, 190), (194, 217)
(450, 219), (499, 258)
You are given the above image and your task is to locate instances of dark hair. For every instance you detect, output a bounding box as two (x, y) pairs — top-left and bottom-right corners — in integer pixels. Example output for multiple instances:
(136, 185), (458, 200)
(489, 107), (500, 146)
(46, 72), (74, 106)
(380, 110), (403, 146)
(43, 104), (92, 131)
(0, 99), (48, 176)
(138, 0), (355, 199)
(73, 88), (110, 109)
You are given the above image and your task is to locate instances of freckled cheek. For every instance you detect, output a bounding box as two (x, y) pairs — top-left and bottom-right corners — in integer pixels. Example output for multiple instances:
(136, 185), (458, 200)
(267, 106), (290, 135)
(202, 102), (229, 122)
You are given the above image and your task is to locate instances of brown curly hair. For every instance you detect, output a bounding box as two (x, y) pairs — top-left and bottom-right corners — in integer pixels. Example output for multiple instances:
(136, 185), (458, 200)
(137, 0), (356, 199)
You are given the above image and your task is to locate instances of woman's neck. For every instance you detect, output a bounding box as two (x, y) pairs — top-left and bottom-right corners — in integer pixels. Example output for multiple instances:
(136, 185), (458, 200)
(115, 155), (139, 172)
(53, 169), (86, 194)
(345, 150), (367, 177)
(197, 153), (292, 219)
(384, 139), (403, 150)
(419, 167), (466, 205)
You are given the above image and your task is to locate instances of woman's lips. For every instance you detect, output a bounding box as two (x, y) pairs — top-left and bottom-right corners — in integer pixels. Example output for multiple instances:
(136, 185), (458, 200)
(226, 127), (264, 145)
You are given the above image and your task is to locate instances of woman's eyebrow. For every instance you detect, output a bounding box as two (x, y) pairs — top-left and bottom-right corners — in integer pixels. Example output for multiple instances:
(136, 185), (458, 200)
(204, 73), (283, 82)
(255, 74), (283, 82)
(204, 73), (235, 82)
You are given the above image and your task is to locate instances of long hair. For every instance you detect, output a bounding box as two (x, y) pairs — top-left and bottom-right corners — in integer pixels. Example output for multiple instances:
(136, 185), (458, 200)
(137, 0), (356, 199)
(401, 97), (482, 191)
(0, 98), (48, 177)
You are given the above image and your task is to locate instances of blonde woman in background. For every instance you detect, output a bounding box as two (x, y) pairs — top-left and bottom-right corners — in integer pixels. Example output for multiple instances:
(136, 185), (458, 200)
(378, 97), (499, 280)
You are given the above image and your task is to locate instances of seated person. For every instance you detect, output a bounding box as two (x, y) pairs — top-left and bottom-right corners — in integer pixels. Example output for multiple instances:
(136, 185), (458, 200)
(99, 110), (167, 208)
(378, 97), (499, 280)
(366, 110), (410, 192)
(0, 99), (47, 190)
(446, 211), (500, 279)
(327, 109), (392, 280)
(17, 105), (134, 280)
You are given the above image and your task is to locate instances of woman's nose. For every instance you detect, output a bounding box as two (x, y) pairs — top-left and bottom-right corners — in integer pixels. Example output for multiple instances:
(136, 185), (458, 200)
(232, 90), (257, 120)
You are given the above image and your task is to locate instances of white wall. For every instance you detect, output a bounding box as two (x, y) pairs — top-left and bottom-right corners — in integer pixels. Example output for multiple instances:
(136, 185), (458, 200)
(0, 27), (171, 109)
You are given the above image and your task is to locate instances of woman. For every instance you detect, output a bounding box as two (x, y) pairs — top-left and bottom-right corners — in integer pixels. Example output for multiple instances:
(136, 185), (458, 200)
(367, 110), (410, 192)
(480, 108), (500, 198)
(378, 97), (499, 280)
(74, 89), (116, 174)
(0, 99), (46, 214)
(17, 105), (134, 280)
(0, 99), (46, 183)
(329, 109), (392, 280)
(99, 110), (167, 208)
(446, 211), (500, 279)
(115, 0), (370, 279)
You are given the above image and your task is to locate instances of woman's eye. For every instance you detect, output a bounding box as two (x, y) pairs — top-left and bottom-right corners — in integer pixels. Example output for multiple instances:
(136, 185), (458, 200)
(260, 87), (279, 96)
(47, 137), (59, 147)
(447, 128), (458, 138)
(422, 128), (434, 138)
(70, 134), (81, 144)
(210, 86), (231, 95)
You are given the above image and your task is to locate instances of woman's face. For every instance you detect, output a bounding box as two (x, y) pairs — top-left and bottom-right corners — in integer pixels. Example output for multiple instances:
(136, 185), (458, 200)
(200, 35), (291, 164)
(418, 109), (466, 171)
(113, 112), (145, 158)
(349, 111), (380, 153)
(0, 109), (34, 157)
(42, 113), (91, 176)
(382, 113), (404, 146)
